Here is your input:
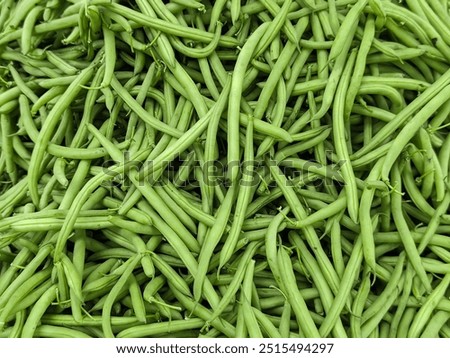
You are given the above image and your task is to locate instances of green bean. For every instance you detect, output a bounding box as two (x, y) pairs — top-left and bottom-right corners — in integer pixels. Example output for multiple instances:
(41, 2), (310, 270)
(416, 127), (436, 199)
(207, 241), (261, 325)
(382, 86), (450, 165)
(128, 274), (147, 323)
(264, 207), (289, 289)
(143, 201), (222, 308)
(21, 285), (57, 337)
(291, 78), (327, 96)
(150, 252), (190, 298)
(290, 232), (347, 337)
(349, 270), (371, 337)
(332, 49), (359, 222)
(82, 273), (123, 297)
(360, 254), (405, 337)
(278, 246), (320, 338)
(8, 66), (41, 108)
(0, 243), (52, 309)
(54, 145), (152, 261)
(139, 74), (231, 181)
(169, 282), (236, 337)
(0, 237), (39, 295)
(238, 114), (292, 142)
(417, 1), (450, 47)
(101, 25), (116, 88)
(355, 68), (450, 160)
(227, 23), (269, 182)
(173, 150), (195, 186)
(110, 77), (181, 138)
(438, 133), (450, 179)
(258, 0), (298, 45)
(276, 301), (292, 338)
(293, 194), (347, 229)
(269, 163), (341, 292)
(387, 262), (414, 337)
(60, 252), (83, 321)
(359, 160), (385, 271)
(1, 0), (450, 339)
(118, 318), (204, 338)
(401, 159), (435, 218)
(1, 114), (17, 183)
(135, 0), (176, 69)
(142, 275), (165, 302)
(345, 15), (375, 119)
(391, 163), (432, 292)
(274, 128), (332, 163)
(46, 51), (78, 76)
(328, 217), (345, 279)
(313, 0), (368, 121)
(0, 99), (19, 114)
(194, 183), (237, 301)
(256, 79), (288, 158)
(0, 0), (14, 30)
(0, 266), (52, 330)
(219, 118), (255, 269)
(170, 21), (224, 59)
(52, 158), (68, 188)
(161, 180), (215, 226)
(418, 192), (450, 254)
(153, 185), (197, 233)
(118, 99), (188, 215)
(254, 0), (293, 59)
(34, 325), (92, 338)
(9, 310), (25, 338)
(408, 273), (450, 337)
(27, 61), (98, 205)
(104, 2), (238, 47)
(6, 279), (53, 320)
(234, 286), (248, 338)
(421, 310), (450, 338)
(102, 254), (141, 337)
(146, 0), (178, 25)
(114, 172), (196, 255)
(0, 13), (74, 44)
(41, 314), (142, 327)
(319, 228), (364, 335)
(4, 0), (40, 30)
(240, 260), (262, 338)
(53, 258), (70, 308)
(9, 216), (119, 232)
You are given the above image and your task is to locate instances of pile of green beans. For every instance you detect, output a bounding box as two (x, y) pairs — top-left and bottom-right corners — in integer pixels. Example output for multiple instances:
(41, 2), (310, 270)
(1, 0), (450, 338)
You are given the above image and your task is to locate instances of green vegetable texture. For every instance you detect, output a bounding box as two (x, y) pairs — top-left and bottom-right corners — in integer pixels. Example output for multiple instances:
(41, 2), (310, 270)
(0, 0), (450, 338)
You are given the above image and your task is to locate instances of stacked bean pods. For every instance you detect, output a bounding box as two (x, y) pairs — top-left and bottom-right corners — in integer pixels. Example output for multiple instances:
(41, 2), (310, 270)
(0, 0), (450, 338)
